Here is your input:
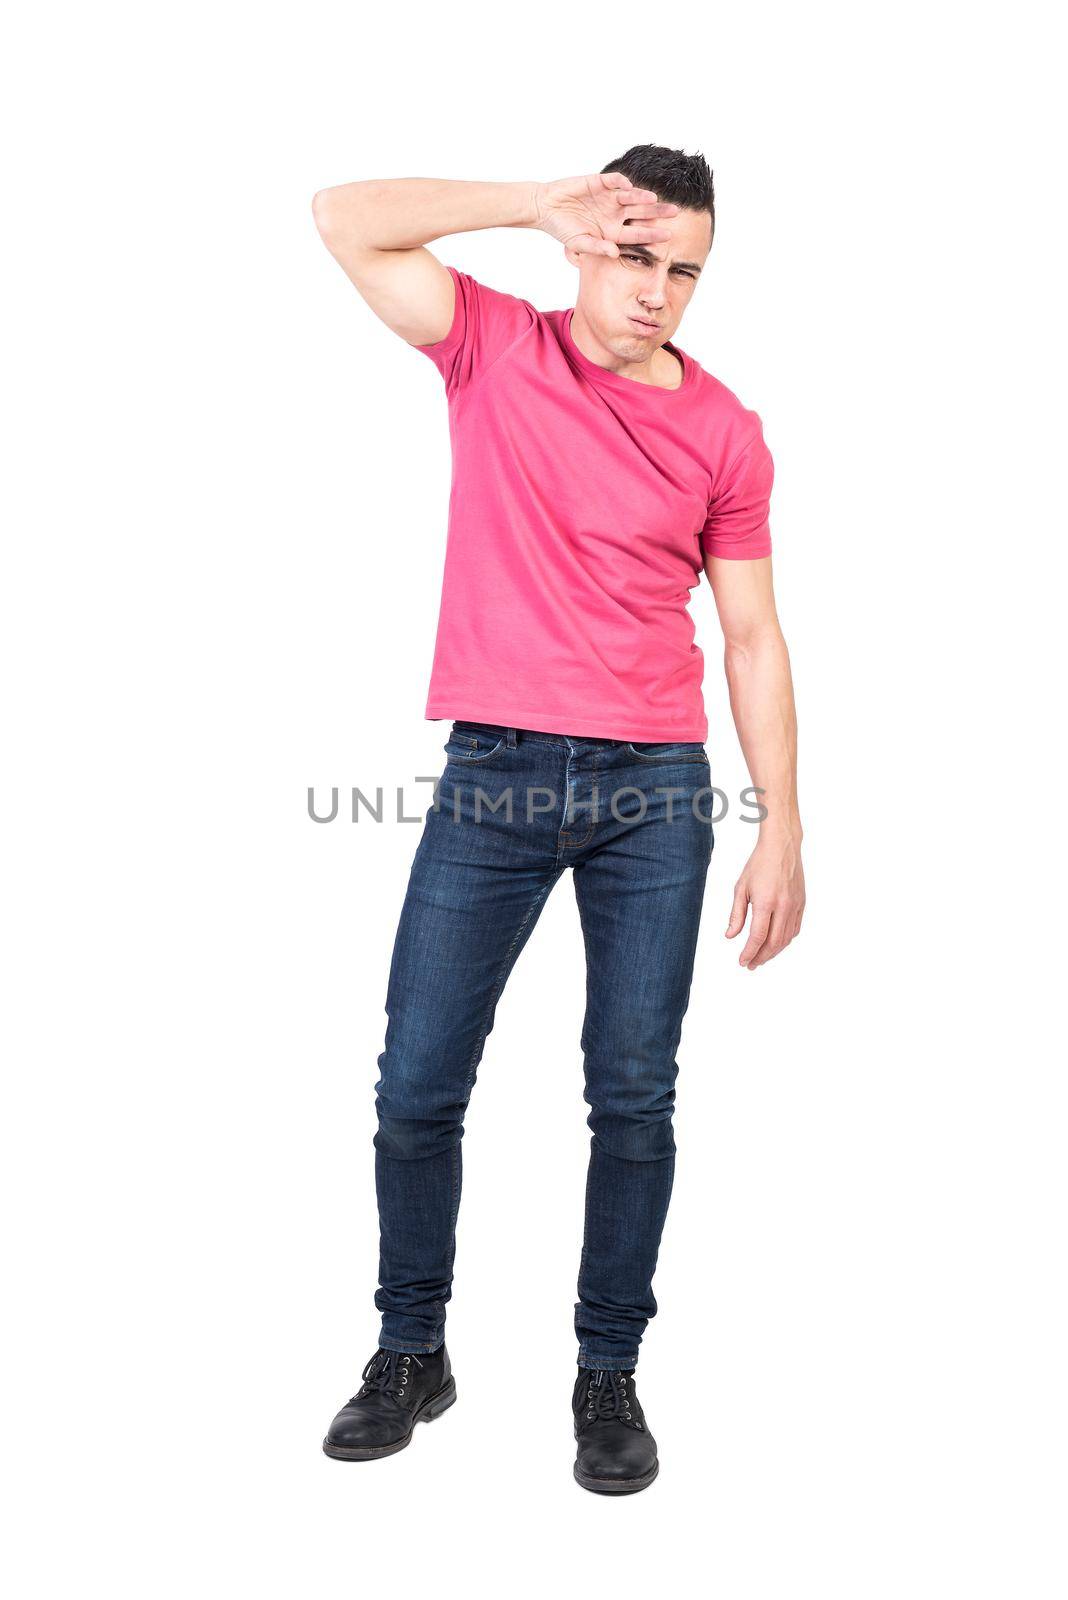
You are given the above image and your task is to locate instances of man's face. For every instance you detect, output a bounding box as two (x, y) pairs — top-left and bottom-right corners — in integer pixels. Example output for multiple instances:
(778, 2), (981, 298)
(576, 205), (712, 360)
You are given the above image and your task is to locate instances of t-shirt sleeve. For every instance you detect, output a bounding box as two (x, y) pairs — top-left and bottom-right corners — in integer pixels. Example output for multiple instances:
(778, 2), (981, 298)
(414, 265), (538, 397)
(699, 422), (775, 560)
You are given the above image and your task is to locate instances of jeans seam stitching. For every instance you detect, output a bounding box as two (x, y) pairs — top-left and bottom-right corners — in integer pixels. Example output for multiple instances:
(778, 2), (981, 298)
(574, 873), (595, 1354)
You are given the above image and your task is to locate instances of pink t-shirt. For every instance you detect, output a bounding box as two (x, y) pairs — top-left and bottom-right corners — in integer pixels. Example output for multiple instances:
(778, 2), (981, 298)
(415, 265), (774, 741)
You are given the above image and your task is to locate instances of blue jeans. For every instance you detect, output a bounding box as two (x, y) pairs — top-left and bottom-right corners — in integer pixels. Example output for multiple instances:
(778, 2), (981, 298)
(373, 721), (715, 1369)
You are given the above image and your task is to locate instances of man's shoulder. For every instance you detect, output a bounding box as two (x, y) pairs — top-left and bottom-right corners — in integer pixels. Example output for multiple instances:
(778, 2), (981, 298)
(676, 350), (771, 480)
(684, 350), (763, 428)
(446, 264), (546, 319)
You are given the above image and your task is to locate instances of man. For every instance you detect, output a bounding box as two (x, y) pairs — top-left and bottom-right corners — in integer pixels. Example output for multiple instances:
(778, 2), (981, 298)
(312, 146), (805, 1494)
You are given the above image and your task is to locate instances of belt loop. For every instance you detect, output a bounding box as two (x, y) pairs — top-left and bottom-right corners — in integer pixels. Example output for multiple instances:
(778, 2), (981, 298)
(506, 726), (518, 748)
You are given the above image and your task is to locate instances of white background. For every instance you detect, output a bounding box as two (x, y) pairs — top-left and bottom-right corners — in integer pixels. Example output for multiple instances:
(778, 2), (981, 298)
(4, 2), (1065, 1595)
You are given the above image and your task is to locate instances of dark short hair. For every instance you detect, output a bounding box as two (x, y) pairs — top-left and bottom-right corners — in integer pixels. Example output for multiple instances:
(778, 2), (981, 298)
(600, 144), (715, 241)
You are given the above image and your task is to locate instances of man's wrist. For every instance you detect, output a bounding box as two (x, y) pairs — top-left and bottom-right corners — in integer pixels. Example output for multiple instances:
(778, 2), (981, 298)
(757, 812), (803, 848)
(520, 181), (545, 230)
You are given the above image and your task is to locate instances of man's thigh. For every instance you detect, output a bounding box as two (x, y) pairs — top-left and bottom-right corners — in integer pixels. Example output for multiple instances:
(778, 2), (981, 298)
(570, 767), (713, 1139)
(376, 758), (563, 1115)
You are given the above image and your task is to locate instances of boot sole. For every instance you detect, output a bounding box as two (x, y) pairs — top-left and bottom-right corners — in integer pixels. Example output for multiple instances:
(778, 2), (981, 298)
(573, 1458), (660, 1495)
(322, 1376), (457, 1460)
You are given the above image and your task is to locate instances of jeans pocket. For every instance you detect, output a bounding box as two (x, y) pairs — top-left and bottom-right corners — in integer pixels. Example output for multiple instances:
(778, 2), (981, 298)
(444, 723), (507, 763)
(625, 740), (708, 765)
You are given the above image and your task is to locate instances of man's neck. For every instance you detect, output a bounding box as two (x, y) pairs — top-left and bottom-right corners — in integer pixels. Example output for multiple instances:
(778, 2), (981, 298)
(570, 307), (683, 391)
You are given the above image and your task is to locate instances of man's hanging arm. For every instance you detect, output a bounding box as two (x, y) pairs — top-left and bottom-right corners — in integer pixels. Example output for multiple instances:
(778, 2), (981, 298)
(704, 553), (806, 969)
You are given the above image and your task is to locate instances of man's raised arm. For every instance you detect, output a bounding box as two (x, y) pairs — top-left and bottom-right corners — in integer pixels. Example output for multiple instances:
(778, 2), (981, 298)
(310, 173), (680, 346)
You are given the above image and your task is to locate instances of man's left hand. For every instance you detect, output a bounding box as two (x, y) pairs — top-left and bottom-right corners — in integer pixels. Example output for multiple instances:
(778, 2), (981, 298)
(725, 834), (806, 969)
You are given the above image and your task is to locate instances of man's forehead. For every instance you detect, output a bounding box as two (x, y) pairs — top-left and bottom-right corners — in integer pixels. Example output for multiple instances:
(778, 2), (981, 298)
(630, 206), (713, 266)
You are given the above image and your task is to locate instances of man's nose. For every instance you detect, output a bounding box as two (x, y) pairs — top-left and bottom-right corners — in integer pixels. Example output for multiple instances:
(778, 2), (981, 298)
(638, 276), (668, 309)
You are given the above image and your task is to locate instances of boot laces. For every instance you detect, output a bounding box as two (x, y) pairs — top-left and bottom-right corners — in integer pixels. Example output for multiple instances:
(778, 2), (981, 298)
(582, 1368), (640, 1429)
(355, 1349), (424, 1403)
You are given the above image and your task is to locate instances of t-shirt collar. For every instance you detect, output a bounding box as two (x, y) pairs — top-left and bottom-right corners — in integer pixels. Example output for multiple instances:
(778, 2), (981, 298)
(562, 306), (693, 396)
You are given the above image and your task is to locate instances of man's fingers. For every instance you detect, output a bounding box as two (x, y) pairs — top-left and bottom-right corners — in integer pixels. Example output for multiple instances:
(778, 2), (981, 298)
(614, 224), (674, 245)
(565, 234), (619, 260)
(739, 905), (773, 968)
(614, 189), (662, 205)
(618, 202), (679, 222)
(748, 903), (808, 968)
(601, 175), (660, 203)
(749, 909), (794, 968)
(725, 882), (748, 938)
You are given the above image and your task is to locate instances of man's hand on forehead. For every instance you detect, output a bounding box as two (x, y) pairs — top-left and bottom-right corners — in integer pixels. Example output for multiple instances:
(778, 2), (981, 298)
(531, 171), (679, 266)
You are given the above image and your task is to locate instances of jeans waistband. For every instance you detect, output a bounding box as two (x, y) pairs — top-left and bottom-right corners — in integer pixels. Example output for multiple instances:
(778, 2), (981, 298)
(451, 721), (627, 750)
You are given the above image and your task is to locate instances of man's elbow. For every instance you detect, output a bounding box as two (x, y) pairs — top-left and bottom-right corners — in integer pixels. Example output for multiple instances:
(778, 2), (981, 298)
(312, 187), (343, 248)
(312, 182), (373, 252)
(723, 621), (787, 672)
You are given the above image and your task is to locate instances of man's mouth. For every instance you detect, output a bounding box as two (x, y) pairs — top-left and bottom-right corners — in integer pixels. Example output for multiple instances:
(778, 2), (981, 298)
(628, 315), (662, 335)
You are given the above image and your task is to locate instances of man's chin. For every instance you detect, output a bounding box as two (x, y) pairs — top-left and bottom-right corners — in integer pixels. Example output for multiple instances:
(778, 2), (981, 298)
(613, 331), (657, 359)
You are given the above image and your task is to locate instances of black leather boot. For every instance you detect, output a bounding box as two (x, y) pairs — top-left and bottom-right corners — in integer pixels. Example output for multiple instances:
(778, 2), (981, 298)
(572, 1364), (659, 1493)
(322, 1345), (456, 1460)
